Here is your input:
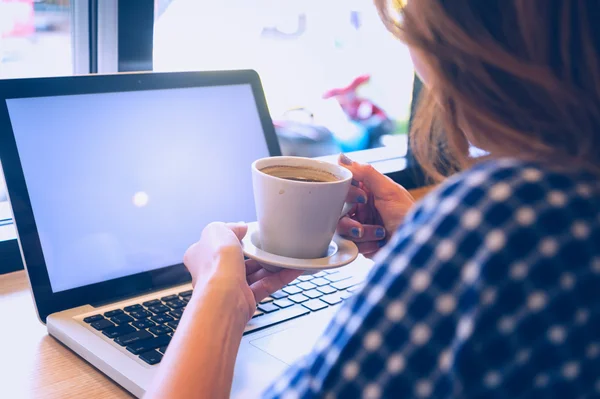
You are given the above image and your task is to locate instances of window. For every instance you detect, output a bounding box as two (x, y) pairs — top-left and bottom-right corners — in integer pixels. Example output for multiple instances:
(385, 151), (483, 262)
(153, 0), (415, 169)
(0, 0), (72, 78)
(1, 0), (74, 246)
(0, 0), (418, 271)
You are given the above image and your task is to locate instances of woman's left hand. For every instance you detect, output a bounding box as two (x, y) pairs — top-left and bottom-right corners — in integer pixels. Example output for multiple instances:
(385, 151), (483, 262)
(183, 222), (302, 322)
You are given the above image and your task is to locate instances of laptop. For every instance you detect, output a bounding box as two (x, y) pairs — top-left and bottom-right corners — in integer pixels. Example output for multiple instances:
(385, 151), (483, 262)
(0, 70), (372, 398)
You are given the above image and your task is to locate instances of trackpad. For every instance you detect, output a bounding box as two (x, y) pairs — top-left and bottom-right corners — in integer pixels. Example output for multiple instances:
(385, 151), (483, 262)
(250, 326), (324, 365)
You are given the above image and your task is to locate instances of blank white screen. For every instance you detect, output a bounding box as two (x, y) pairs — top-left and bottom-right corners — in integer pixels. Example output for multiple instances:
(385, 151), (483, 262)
(7, 84), (271, 292)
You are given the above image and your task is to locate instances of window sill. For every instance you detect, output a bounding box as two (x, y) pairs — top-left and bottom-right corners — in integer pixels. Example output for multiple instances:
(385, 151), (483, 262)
(314, 146), (408, 175)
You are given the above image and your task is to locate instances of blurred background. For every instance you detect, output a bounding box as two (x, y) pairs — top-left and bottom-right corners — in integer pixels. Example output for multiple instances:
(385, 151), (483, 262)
(153, 0), (414, 158)
(0, 0), (415, 257)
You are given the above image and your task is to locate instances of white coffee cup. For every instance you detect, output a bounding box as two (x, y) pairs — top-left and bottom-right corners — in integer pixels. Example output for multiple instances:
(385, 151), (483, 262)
(252, 156), (353, 259)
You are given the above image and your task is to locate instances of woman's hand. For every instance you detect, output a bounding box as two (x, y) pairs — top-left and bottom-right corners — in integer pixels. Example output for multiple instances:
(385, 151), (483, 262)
(183, 222), (302, 322)
(337, 154), (416, 256)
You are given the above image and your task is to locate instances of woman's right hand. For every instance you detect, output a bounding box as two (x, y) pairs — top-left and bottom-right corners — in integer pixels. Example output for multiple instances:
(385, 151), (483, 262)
(337, 154), (416, 256)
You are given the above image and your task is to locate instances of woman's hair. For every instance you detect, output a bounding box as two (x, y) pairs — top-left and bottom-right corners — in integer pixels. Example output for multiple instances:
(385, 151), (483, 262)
(376, 0), (600, 181)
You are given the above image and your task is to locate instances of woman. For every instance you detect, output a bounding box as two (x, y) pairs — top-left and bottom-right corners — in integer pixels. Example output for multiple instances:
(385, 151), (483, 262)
(148, 0), (600, 397)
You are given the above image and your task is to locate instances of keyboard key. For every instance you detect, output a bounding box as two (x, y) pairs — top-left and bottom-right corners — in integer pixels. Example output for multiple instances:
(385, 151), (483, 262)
(148, 304), (170, 314)
(316, 285), (337, 295)
(143, 299), (161, 307)
(331, 276), (364, 291)
(304, 289), (323, 299)
(311, 278), (330, 287)
(288, 294), (310, 304)
(253, 310), (264, 318)
(179, 290), (193, 297)
(83, 314), (103, 323)
(297, 275), (314, 281)
(320, 293), (343, 306)
(130, 310), (153, 320)
(161, 294), (178, 302)
(139, 349), (163, 365)
(149, 325), (172, 336)
(324, 271), (354, 283)
(115, 330), (154, 346)
(111, 314), (134, 325)
(158, 346), (168, 354)
(303, 299), (328, 312)
(124, 304), (143, 313)
(244, 306), (310, 335)
(340, 290), (353, 300)
(182, 297), (190, 304)
(283, 286), (302, 295)
(288, 279), (301, 286)
(314, 271), (327, 277)
(126, 335), (171, 355)
(102, 324), (136, 339)
(91, 319), (116, 331)
(151, 314), (174, 324)
(270, 290), (288, 299)
(169, 309), (183, 319)
(273, 299), (295, 308)
(166, 320), (179, 330)
(165, 299), (186, 309)
(104, 309), (124, 318)
(324, 269), (340, 275)
(257, 303), (279, 313)
(259, 297), (274, 304)
(132, 319), (156, 330)
(297, 282), (317, 291)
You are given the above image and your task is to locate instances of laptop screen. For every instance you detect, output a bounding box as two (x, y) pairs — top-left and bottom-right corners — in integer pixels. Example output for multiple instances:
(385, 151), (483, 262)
(6, 83), (270, 293)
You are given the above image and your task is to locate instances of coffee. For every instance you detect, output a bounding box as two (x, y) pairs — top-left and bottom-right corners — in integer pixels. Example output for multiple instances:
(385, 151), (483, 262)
(260, 165), (340, 183)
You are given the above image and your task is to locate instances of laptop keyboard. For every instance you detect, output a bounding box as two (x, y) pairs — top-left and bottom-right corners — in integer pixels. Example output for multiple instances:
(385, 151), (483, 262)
(82, 268), (364, 366)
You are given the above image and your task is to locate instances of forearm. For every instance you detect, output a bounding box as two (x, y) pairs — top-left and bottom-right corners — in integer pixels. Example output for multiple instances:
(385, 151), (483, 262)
(145, 281), (247, 399)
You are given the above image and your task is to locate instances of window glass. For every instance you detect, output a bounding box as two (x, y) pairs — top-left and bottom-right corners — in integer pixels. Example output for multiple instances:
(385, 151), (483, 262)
(0, 0), (72, 79)
(153, 0), (414, 161)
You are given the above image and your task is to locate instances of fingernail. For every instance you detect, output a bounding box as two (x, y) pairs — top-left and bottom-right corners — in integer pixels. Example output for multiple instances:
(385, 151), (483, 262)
(357, 195), (367, 204)
(378, 240), (387, 248)
(351, 179), (360, 187)
(375, 228), (386, 238)
(351, 227), (362, 238)
(340, 153), (353, 165)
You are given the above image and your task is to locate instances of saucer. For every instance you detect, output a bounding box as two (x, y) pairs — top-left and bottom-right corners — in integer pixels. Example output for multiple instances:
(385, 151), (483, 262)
(242, 221), (359, 272)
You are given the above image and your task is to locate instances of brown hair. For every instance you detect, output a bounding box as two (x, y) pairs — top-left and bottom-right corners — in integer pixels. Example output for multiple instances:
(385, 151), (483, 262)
(376, 0), (600, 181)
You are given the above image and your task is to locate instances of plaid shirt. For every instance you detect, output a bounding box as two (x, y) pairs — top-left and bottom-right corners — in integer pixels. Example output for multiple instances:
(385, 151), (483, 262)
(264, 159), (600, 398)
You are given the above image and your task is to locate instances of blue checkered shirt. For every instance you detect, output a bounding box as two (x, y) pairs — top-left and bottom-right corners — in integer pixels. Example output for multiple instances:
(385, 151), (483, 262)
(264, 159), (600, 398)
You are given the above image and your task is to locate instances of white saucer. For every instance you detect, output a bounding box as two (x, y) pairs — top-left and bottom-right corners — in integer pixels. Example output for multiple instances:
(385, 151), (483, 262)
(242, 221), (359, 272)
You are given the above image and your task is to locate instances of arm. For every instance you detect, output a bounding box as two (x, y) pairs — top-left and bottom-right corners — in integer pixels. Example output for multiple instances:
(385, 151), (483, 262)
(145, 272), (247, 399)
(263, 174), (485, 398)
(264, 161), (575, 398)
(145, 223), (300, 399)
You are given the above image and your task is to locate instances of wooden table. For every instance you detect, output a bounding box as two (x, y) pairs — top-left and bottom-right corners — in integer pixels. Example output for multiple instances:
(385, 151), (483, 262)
(0, 271), (131, 398)
(0, 186), (435, 398)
